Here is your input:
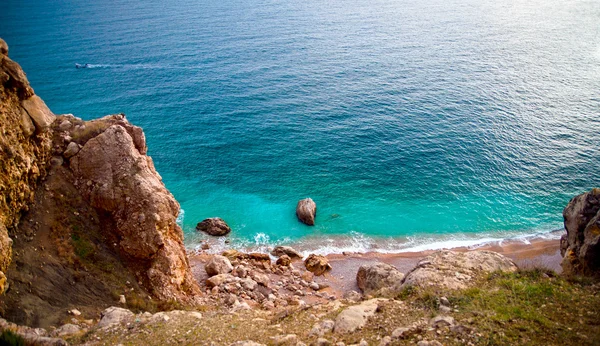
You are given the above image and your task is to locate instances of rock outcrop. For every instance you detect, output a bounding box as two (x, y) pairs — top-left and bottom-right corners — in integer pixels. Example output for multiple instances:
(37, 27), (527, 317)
(356, 263), (404, 296)
(196, 217), (231, 236)
(69, 118), (200, 301)
(560, 188), (600, 274)
(0, 38), (53, 293)
(296, 198), (317, 226)
(401, 250), (517, 290)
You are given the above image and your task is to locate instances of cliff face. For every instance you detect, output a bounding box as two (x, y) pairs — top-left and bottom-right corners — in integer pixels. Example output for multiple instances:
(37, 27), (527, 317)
(0, 38), (53, 292)
(0, 38), (199, 327)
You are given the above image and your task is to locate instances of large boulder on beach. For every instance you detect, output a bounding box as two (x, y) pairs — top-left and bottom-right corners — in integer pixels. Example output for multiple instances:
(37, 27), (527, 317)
(205, 255), (233, 277)
(196, 217), (231, 236)
(271, 246), (302, 259)
(304, 254), (332, 276)
(401, 250), (517, 290)
(296, 198), (317, 226)
(560, 189), (600, 274)
(357, 263), (404, 296)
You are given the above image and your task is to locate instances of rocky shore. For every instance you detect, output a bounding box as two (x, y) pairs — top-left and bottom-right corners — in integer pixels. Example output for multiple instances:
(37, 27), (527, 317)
(0, 37), (599, 345)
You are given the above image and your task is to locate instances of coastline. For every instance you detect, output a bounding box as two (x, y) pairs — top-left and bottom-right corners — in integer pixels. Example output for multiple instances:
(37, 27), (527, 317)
(189, 234), (562, 297)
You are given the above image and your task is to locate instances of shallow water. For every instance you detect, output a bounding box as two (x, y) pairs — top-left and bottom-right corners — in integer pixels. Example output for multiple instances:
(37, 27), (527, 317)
(2, 0), (599, 253)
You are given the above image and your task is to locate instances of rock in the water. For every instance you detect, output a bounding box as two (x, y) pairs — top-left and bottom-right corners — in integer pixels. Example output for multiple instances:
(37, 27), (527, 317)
(21, 95), (55, 132)
(560, 189), (600, 274)
(271, 246), (302, 258)
(205, 255), (234, 276)
(296, 198), (317, 226)
(276, 255), (292, 266)
(356, 263), (405, 296)
(305, 254), (332, 276)
(63, 141), (80, 158)
(334, 299), (381, 333)
(401, 250), (517, 290)
(97, 306), (134, 328)
(196, 217), (231, 236)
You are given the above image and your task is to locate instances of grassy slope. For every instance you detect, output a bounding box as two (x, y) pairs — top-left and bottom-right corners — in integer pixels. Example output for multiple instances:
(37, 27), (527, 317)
(66, 268), (600, 346)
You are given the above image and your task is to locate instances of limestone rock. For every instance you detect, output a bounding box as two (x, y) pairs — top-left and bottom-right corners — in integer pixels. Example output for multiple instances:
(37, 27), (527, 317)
(310, 320), (335, 336)
(430, 315), (455, 328)
(70, 124), (200, 300)
(560, 189), (600, 274)
(205, 255), (234, 276)
(206, 273), (234, 288)
(97, 306), (134, 328)
(305, 254), (331, 276)
(271, 246), (302, 259)
(401, 250), (517, 290)
(63, 141), (80, 158)
(19, 107), (35, 137)
(1, 56), (34, 98)
(22, 95), (55, 132)
(296, 198), (317, 226)
(55, 323), (80, 337)
(196, 217), (231, 236)
(334, 299), (381, 333)
(356, 262), (404, 296)
(276, 255), (292, 266)
(0, 38), (7, 55)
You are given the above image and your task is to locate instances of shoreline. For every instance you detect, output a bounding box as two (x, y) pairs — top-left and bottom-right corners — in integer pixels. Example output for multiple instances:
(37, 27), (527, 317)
(189, 234), (562, 297)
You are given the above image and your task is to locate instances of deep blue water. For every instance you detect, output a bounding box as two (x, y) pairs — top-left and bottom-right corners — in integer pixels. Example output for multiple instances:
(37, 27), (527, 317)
(2, 0), (599, 253)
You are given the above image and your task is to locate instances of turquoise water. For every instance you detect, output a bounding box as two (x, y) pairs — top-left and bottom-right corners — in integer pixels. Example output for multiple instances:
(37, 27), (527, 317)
(2, 0), (599, 252)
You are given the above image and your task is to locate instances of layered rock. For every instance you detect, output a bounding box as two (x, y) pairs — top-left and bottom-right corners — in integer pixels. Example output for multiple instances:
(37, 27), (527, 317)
(401, 250), (517, 290)
(560, 189), (600, 274)
(296, 198), (316, 226)
(0, 38), (53, 293)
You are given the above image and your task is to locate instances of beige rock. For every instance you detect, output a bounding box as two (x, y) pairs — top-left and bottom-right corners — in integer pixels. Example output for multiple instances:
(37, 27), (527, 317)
(1, 56), (34, 98)
(305, 254), (331, 276)
(0, 38), (7, 55)
(63, 142), (80, 158)
(334, 299), (381, 334)
(271, 246), (302, 258)
(356, 262), (404, 296)
(22, 95), (55, 132)
(276, 255), (292, 266)
(401, 250), (517, 290)
(19, 107), (35, 137)
(296, 198), (317, 226)
(205, 255), (234, 276)
(206, 273), (234, 288)
(70, 124), (200, 300)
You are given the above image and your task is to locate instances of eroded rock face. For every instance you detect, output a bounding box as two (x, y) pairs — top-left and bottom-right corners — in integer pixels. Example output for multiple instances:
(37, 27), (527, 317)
(296, 198), (316, 226)
(304, 254), (332, 276)
(196, 217), (231, 236)
(560, 189), (600, 274)
(401, 250), (517, 290)
(70, 124), (200, 301)
(356, 263), (404, 296)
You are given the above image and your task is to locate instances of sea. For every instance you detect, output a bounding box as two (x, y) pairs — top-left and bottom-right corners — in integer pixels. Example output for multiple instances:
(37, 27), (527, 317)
(1, 0), (599, 254)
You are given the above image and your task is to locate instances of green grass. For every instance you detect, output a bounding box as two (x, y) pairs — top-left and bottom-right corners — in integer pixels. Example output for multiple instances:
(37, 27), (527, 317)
(0, 330), (25, 346)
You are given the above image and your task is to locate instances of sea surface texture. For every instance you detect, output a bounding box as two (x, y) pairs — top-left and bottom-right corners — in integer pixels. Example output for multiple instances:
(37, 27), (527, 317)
(2, 0), (599, 253)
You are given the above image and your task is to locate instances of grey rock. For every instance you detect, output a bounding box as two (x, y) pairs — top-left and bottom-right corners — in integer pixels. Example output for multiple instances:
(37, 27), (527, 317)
(310, 319), (335, 336)
(296, 198), (317, 226)
(63, 142), (80, 158)
(334, 299), (380, 334)
(55, 323), (80, 337)
(97, 306), (134, 328)
(430, 315), (455, 328)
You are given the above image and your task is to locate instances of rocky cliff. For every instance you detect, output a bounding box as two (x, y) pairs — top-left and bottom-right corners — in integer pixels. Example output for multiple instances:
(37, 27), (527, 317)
(0, 38), (199, 327)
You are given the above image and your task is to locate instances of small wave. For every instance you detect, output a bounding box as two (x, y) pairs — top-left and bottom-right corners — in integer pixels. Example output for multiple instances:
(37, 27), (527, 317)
(176, 208), (185, 228)
(74, 63), (203, 70)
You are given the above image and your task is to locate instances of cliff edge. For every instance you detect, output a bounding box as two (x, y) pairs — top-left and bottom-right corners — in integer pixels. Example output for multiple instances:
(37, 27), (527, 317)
(0, 38), (199, 327)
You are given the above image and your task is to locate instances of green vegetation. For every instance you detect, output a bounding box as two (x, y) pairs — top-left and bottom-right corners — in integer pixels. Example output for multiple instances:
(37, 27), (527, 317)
(0, 330), (25, 346)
